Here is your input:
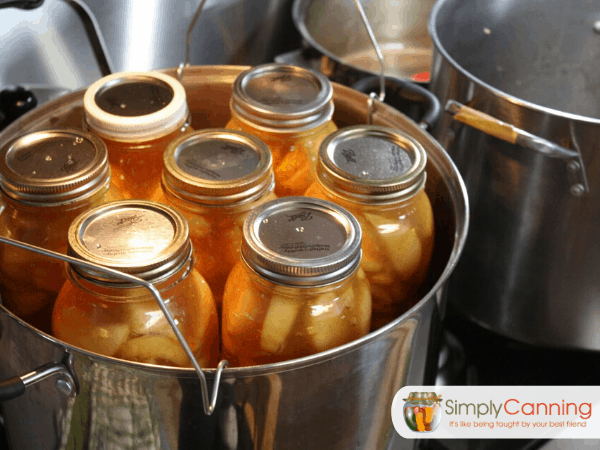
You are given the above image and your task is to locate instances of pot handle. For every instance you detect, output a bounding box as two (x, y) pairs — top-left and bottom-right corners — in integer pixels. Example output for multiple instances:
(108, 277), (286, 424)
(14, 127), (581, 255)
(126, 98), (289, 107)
(445, 100), (589, 196)
(0, 0), (43, 9)
(0, 361), (76, 402)
(352, 76), (441, 130)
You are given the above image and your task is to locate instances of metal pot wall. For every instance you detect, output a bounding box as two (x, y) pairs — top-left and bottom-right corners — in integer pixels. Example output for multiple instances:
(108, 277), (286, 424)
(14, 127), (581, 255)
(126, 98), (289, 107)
(429, 0), (599, 350)
(0, 66), (468, 450)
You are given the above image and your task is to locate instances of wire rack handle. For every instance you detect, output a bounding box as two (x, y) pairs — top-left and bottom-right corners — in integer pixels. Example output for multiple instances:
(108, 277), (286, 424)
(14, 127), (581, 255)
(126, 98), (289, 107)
(0, 236), (228, 416)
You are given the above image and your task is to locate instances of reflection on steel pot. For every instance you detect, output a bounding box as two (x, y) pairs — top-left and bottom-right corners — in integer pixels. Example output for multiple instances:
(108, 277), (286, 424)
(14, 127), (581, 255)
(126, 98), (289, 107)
(429, 0), (599, 350)
(293, 0), (435, 83)
(0, 66), (468, 450)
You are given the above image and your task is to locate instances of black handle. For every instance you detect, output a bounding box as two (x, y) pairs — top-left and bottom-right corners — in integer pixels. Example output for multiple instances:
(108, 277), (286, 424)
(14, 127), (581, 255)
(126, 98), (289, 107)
(351, 76), (442, 130)
(0, 0), (43, 10)
(0, 86), (38, 132)
(0, 375), (25, 402)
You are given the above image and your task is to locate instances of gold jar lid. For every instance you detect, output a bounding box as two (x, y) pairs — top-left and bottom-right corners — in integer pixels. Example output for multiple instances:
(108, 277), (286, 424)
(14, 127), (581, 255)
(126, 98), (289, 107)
(316, 125), (427, 204)
(68, 200), (192, 284)
(163, 129), (274, 206)
(0, 128), (110, 205)
(83, 71), (189, 142)
(241, 197), (362, 287)
(230, 63), (334, 133)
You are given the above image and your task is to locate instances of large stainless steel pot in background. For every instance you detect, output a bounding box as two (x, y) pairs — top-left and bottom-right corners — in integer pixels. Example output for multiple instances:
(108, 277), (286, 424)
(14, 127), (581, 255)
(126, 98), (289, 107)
(0, 0), (299, 95)
(292, 0), (435, 83)
(429, 0), (599, 350)
(0, 66), (468, 450)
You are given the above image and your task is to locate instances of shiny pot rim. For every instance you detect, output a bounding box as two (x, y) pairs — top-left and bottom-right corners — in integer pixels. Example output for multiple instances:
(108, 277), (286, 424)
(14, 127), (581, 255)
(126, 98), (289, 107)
(0, 65), (469, 379)
(428, 0), (600, 125)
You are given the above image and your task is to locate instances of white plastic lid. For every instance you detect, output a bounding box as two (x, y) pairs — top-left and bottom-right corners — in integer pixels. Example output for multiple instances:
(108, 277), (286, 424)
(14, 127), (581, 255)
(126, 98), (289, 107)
(83, 71), (189, 143)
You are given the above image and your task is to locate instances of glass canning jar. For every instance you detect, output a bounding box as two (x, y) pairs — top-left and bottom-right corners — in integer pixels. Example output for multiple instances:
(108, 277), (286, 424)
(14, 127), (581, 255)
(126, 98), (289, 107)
(222, 197), (371, 367)
(225, 64), (338, 197)
(153, 129), (276, 309)
(304, 125), (435, 330)
(83, 71), (191, 200)
(0, 129), (119, 333)
(51, 200), (219, 368)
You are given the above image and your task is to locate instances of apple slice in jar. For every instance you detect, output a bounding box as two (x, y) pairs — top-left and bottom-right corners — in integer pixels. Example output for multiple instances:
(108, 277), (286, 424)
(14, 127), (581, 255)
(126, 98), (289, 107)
(305, 292), (350, 352)
(363, 213), (423, 281)
(358, 222), (385, 274)
(224, 263), (264, 338)
(260, 293), (301, 354)
(352, 269), (372, 334)
(118, 335), (190, 367)
(57, 305), (130, 357)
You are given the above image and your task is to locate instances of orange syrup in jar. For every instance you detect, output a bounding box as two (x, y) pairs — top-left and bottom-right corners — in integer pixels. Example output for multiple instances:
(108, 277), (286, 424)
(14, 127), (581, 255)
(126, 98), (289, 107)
(221, 197), (371, 367)
(304, 125), (435, 330)
(84, 71), (191, 200)
(51, 200), (219, 368)
(154, 128), (276, 309)
(0, 129), (119, 333)
(225, 64), (337, 197)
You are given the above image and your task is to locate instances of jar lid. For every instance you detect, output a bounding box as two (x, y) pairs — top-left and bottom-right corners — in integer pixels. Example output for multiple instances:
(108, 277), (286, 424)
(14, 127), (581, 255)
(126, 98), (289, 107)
(68, 200), (192, 284)
(241, 197), (361, 287)
(0, 129), (110, 205)
(316, 125), (427, 203)
(403, 392), (443, 406)
(230, 64), (334, 133)
(163, 129), (274, 206)
(83, 71), (189, 142)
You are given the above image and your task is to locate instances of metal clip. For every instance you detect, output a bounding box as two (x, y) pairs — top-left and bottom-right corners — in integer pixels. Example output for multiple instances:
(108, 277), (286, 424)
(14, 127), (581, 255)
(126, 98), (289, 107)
(353, 0), (386, 124)
(178, 0), (210, 83)
(0, 236), (228, 416)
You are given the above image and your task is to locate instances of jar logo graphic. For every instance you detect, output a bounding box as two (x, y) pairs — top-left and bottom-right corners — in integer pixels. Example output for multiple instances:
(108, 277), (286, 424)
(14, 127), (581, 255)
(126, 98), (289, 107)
(403, 392), (442, 432)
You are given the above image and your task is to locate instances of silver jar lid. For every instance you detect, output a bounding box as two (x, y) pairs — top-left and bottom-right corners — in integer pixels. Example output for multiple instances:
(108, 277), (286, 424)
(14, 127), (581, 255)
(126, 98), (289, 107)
(84, 71), (189, 142)
(0, 129), (110, 205)
(241, 197), (361, 287)
(163, 129), (274, 206)
(230, 64), (334, 133)
(68, 200), (192, 284)
(316, 125), (427, 203)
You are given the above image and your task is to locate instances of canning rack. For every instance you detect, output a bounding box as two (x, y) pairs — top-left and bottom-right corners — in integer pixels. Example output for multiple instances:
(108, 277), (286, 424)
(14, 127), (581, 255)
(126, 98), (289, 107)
(0, 0), (395, 414)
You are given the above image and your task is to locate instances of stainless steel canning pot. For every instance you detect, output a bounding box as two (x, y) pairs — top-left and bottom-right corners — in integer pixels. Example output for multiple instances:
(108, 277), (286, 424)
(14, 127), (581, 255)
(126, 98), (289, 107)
(429, 0), (599, 350)
(0, 66), (468, 450)
(291, 0), (435, 83)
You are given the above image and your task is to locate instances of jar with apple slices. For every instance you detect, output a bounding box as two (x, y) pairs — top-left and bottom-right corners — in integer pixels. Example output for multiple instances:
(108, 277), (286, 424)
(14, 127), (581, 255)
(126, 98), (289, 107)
(0, 129), (119, 333)
(304, 125), (435, 330)
(225, 63), (337, 197)
(153, 128), (276, 309)
(222, 197), (372, 367)
(51, 200), (219, 368)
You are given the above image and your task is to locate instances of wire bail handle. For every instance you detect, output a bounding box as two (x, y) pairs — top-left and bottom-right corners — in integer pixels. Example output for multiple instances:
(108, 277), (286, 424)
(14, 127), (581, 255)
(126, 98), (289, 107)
(0, 236), (228, 416)
(178, 0), (210, 83)
(353, 0), (387, 125)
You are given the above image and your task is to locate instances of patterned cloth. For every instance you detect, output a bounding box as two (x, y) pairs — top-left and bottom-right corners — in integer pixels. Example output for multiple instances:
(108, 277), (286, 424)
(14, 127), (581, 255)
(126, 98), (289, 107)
(59, 364), (162, 450)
